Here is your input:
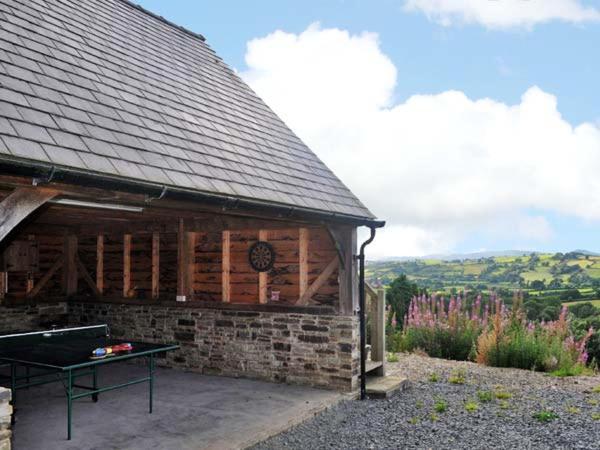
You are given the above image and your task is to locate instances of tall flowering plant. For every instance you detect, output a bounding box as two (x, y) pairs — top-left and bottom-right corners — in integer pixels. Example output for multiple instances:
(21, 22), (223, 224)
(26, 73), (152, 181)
(476, 295), (594, 374)
(400, 294), (489, 361)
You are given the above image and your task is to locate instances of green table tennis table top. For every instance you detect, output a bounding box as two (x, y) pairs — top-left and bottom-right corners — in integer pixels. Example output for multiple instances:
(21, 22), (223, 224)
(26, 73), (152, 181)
(0, 325), (179, 370)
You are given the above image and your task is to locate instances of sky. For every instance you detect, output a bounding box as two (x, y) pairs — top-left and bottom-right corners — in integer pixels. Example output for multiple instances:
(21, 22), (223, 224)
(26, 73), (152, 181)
(136, 0), (600, 258)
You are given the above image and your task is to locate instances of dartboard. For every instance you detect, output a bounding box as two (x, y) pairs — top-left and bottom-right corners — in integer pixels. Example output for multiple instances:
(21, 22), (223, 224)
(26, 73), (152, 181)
(248, 241), (275, 272)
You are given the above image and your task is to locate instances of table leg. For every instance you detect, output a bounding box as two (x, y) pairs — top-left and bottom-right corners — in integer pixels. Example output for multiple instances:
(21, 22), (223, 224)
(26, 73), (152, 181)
(92, 366), (98, 402)
(67, 369), (73, 440)
(149, 353), (154, 414)
(10, 364), (16, 425)
(25, 366), (30, 389)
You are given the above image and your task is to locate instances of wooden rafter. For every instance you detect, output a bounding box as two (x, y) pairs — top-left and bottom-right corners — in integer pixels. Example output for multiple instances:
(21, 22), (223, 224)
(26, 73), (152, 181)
(0, 187), (59, 246)
(297, 256), (339, 306)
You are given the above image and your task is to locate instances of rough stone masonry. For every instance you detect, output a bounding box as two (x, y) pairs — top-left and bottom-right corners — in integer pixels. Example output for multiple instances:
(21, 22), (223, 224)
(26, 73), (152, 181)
(0, 387), (11, 450)
(69, 302), (360, 391)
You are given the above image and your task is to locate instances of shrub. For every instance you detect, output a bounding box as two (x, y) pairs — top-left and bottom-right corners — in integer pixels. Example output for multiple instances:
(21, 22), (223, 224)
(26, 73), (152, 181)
(400, 294), (488, 360)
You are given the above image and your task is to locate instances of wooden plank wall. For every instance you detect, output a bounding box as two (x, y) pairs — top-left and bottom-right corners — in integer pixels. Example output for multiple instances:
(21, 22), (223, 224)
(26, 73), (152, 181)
(1, 226), (340, 307)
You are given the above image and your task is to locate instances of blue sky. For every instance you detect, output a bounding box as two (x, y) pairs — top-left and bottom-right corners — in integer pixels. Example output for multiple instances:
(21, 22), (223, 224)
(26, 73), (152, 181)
(137, 1), (600, 256)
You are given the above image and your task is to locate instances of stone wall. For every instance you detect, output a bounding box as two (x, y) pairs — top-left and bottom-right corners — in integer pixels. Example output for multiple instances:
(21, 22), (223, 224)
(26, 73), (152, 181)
(0, 388), (11, 450)
(0, 302), (68, 334)
(69, 302), (359, 391)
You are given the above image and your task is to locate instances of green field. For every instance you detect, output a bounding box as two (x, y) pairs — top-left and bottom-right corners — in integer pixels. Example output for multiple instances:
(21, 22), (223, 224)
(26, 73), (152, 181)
(367, 251), (600, 298)
(563, 299), (600, 308)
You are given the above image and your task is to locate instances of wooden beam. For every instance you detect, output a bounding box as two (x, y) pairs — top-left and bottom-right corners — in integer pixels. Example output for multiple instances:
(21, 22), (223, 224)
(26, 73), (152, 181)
(96, 234), (104, 294)
(222, 230), (230, 303)
(299, 228), (309, 299)
(63, 235), (78, 296)
(258, 229), (268, 304)
(76, 256), (101, 298)
(25, 235), (35, 294)
(297, 256), (339, 305)
(26, 255), (63, 299)
(0, 187), (58, 246)
(123, 234), (131, 298)
(151, 231), (160, 299)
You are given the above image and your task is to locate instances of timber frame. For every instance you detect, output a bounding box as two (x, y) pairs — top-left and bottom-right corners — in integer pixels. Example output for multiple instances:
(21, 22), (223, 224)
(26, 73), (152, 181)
(0, 176), (360, 314)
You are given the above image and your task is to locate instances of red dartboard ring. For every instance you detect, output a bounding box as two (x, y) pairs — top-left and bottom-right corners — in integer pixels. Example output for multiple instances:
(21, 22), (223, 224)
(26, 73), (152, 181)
(248, 241), (275, 272)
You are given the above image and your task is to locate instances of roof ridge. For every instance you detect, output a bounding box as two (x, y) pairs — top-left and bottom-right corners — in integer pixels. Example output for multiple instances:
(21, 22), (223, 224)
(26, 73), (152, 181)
(116, 0), (206, 42)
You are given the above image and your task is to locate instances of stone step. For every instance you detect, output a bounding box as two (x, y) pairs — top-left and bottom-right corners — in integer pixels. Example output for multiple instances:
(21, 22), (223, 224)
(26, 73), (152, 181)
(366, 375), (410, 399)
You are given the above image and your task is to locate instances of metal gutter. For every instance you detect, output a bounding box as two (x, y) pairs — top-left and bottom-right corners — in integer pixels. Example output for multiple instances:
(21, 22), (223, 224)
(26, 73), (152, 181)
(0, 158), (386, 228)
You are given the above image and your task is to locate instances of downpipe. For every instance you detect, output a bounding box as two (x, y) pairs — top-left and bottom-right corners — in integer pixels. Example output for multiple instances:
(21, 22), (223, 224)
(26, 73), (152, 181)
(358, 226), (377, 400)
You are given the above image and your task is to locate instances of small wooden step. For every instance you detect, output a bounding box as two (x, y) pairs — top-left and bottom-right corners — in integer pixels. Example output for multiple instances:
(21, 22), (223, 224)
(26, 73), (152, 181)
(366, 375), (410, 399)
(365, 360), (383, 374)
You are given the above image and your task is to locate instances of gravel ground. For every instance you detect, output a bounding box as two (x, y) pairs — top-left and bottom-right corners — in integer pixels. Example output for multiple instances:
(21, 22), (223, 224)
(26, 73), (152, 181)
(252, 354), (600, 450)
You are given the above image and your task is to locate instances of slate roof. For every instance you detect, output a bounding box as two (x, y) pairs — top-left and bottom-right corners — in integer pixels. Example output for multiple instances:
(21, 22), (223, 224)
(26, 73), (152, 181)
(0, 0), (375, 220)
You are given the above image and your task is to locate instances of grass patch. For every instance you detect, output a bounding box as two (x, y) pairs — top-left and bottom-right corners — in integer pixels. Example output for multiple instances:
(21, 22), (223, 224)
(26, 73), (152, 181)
(477, 390), (493, 403)
(550, 365), (592, 377)
(387, 352), (399, 363)
(566, 406), (580, 414)
(592, 413), (600, 421)
(448, 369), (466, 385)
(415, 400), (424, 409)
(495, 391), (513, 400)
(465, 400), (479, 412)
(533, 410), (559, 423)
(428, 372), (440, 383)
(408, 416), (420, 425)
(499, 400), (510, 410)
(592, 385), (600, 394)
(587, 398), (599, 406)
(434, 397), (448, 413)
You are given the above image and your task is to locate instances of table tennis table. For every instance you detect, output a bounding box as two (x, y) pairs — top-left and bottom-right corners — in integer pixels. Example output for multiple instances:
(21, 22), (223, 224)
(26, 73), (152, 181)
(0, 324), (179, 440)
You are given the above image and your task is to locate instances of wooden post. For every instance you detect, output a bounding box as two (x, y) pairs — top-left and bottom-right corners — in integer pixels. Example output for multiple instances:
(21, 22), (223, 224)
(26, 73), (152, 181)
(63, 235), (78, 296)
(96, 234), (104, 294)
(123, 234), (131, 298)
(26, 235), (35, 295)
(336, 226), (358, 315)
(185, 231), (196, 298)
(177, 219), (185, 299)
(0, 272), (7, 301)
(151, 232), (160, 299)
(258, 229), (268, 304)
(299, 228), (309, 299)
(222, 230), (230, 303)
(371, 287), (386, 376)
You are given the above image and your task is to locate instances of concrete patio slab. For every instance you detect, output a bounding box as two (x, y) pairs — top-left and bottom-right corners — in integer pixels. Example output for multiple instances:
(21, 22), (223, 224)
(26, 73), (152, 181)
(7, 365), (345, 450)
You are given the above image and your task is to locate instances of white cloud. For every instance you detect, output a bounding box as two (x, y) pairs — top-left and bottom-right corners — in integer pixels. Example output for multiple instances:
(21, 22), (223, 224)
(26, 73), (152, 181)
(241, 24), (600, 257)
(404, 0), (600, 29)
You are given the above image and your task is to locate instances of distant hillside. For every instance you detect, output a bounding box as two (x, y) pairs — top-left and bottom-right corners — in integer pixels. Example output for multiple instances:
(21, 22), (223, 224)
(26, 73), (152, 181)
(366, 251), (600, 292)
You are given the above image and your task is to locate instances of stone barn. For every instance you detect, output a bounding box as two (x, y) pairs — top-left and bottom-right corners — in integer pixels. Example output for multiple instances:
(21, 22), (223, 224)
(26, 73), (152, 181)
(0, 0), (384, 416)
